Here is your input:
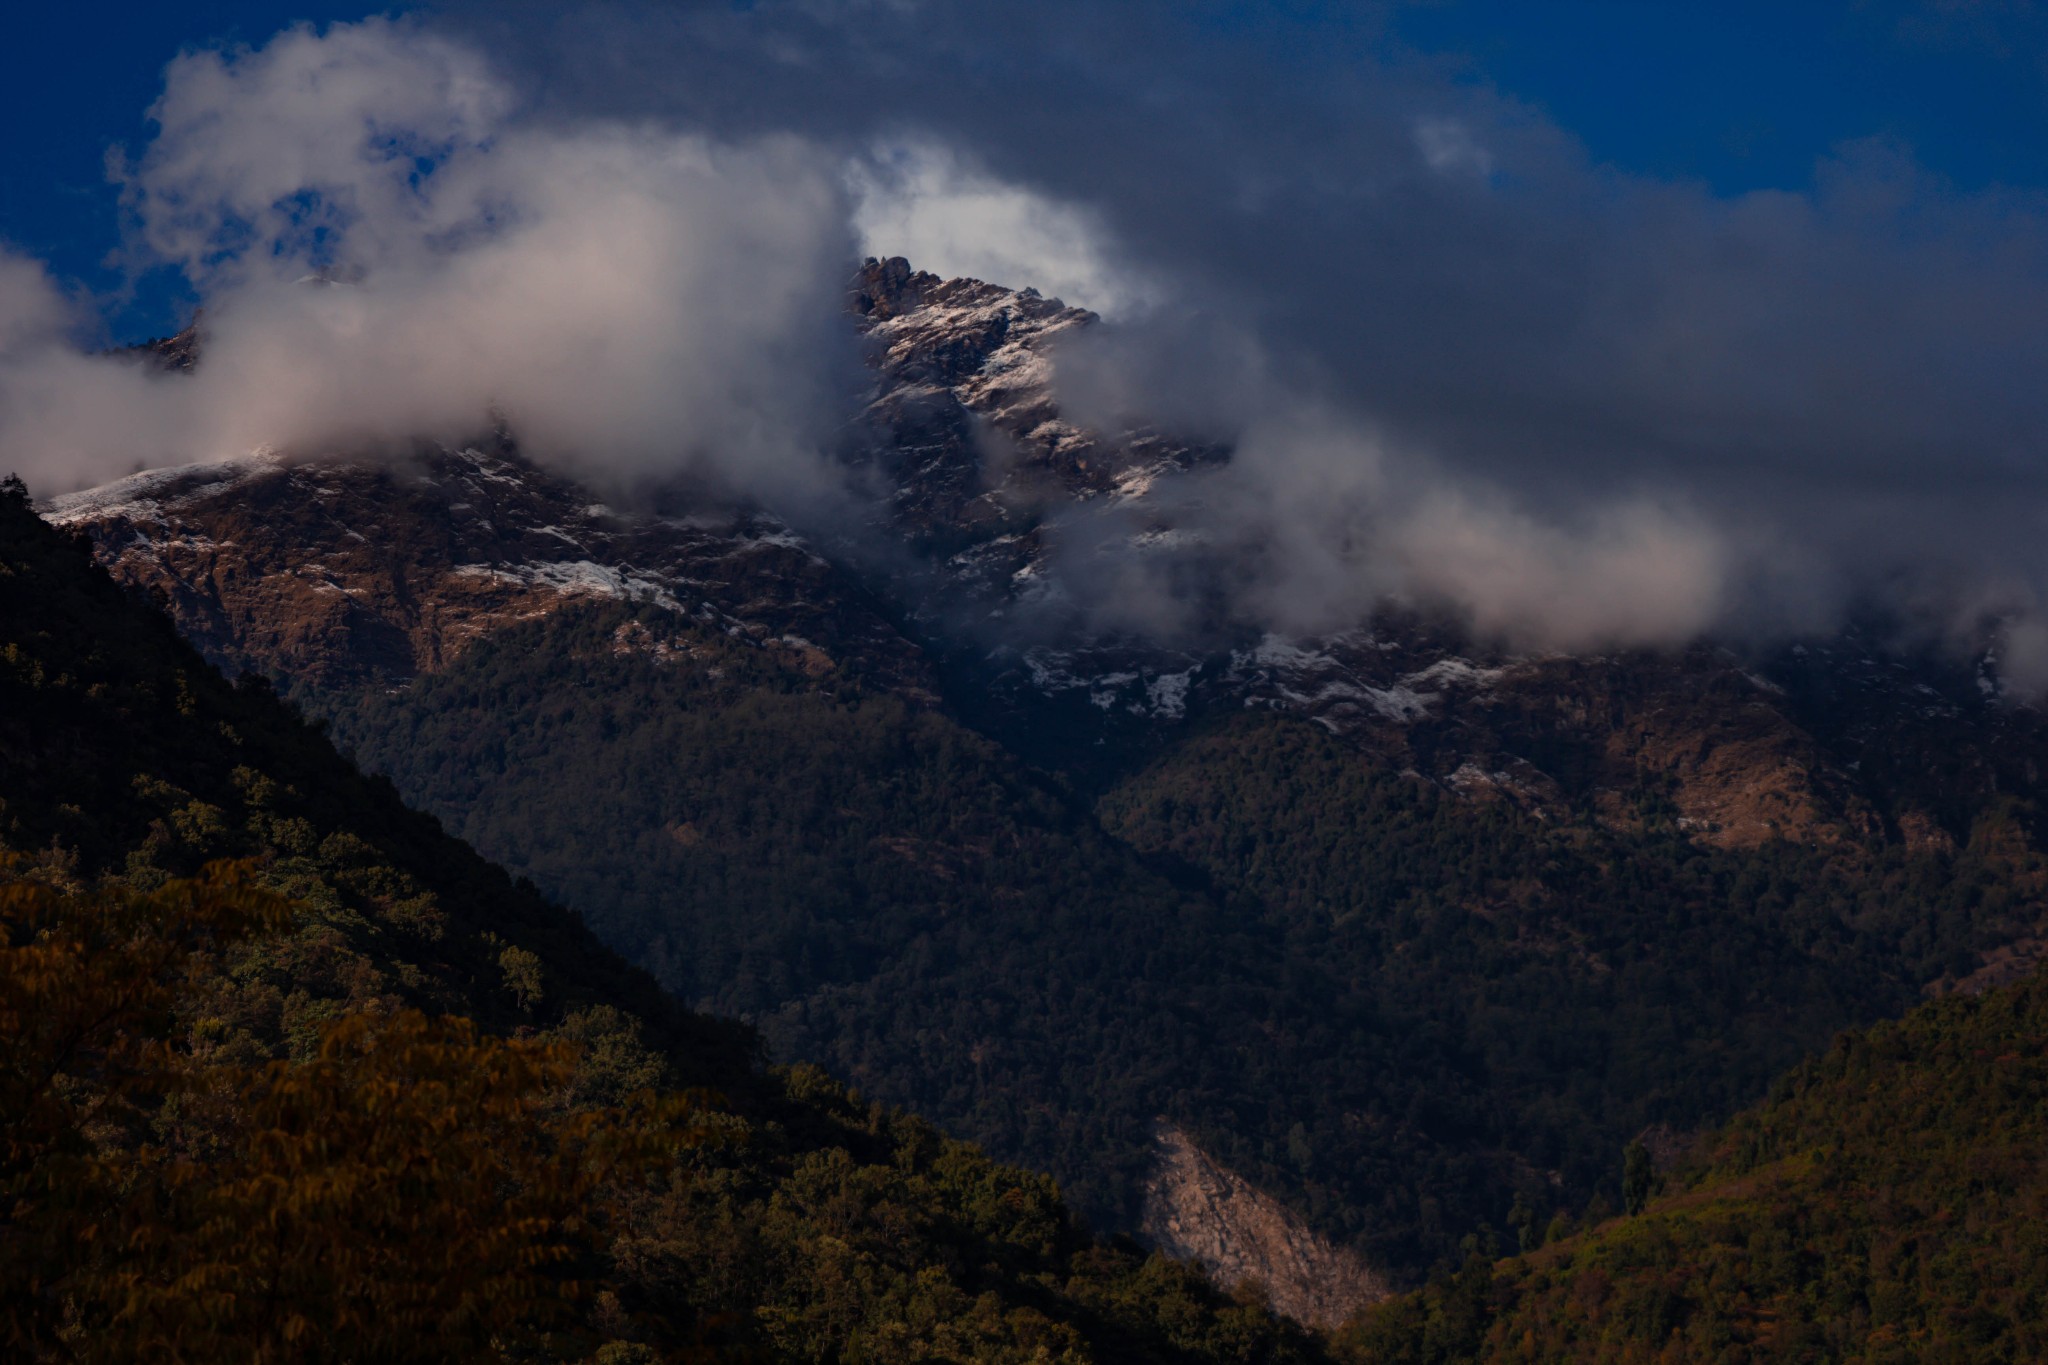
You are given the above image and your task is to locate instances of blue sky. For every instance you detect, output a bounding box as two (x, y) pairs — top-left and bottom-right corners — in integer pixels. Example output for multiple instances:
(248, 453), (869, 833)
(1394, 1), (2048, 195)
(1, 2), (372, 338)
(8, 2), (2047, 339)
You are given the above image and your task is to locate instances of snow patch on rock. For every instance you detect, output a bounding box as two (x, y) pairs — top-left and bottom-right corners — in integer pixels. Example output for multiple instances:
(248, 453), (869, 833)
(451, 560), (686, 614)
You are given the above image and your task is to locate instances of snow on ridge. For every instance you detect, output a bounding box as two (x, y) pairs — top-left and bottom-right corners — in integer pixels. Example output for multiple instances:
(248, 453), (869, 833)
(451, 450), (530, 487)
(868, 273), (1090, 422)
(1020, 648), (1092, 695)
(450, 559), (685, 614)
(1238, 636), (1335, 673)
(1260, 675), (1431, 724)
(1147, 668), (1196, 720)
(1019, 647), (1203, 720)
(1130, 527), (1204, 552)
(1230, 635), (1508, 727)
(1399, 658), (1505, 691)
(45, 453), (283, 526)
(739, 527), (811, 553)
(1111, 462), (1168, 503)
(1008, 632), (1511, 733)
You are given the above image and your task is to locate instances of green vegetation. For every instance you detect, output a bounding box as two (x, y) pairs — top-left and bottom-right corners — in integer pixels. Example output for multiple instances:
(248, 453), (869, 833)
(1342, 969), (2048, 1362)
(1095, 714), (2044, 1268)
(317, 603), (1261, 1229)
(0, 479), (1326, 1362)
(316, 624), (2045, 1275)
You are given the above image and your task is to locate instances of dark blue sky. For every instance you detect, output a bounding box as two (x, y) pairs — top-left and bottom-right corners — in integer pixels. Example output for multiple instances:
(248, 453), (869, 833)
(1, 2), (374, 338)
(1395, 1), (2048, 194)
(7, 1), (2047, 340)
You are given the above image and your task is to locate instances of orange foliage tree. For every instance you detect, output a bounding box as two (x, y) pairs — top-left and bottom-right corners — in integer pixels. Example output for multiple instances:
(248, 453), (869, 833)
(1, 866), (711, 1363)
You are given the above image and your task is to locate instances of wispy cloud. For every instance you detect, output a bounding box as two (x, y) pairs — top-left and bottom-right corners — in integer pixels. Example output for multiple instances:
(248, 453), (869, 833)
(0, 19), (860, 506)
(7, 3), (2048, 675)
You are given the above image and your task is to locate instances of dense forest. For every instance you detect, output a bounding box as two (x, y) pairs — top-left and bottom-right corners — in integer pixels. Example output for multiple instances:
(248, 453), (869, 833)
(1096, 715), (2045, 1265)
(14, 467), (2048, 1358)
(1341, 965), (2048, 1362)
(315, 600), (2047, 1275)
(0, 477), (1326, 1362)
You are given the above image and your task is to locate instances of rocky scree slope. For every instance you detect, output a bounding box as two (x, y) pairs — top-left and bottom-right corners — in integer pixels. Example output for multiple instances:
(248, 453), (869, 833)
(51, 439), (931, 698)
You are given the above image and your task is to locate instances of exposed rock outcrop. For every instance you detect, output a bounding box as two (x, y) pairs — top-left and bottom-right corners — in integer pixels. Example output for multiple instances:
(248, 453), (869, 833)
(1139, 1122), (1388, 1329)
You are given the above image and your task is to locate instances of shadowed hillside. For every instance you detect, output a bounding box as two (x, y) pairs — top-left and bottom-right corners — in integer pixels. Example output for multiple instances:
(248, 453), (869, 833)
(0, 474), (1327, 1362)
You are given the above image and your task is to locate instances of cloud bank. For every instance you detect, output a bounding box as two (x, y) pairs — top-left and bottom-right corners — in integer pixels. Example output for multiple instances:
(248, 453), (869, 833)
(6, 5), (2048, 676)
(0, 19), (859, 506)
(448, 0), (2048, 672)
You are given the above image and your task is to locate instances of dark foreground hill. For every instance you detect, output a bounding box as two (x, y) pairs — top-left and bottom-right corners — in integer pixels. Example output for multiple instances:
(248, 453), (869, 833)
(0, 476), (1325, 1362)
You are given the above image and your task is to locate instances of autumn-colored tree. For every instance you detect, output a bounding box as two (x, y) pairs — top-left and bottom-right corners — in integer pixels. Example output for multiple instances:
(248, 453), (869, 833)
(1, 863), (288, 1356)
(96, 1008), (705, 1364)
(1, 867), (711, 1363)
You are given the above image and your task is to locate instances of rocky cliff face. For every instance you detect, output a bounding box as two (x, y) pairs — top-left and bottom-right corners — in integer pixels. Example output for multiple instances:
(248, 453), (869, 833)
(49, 443), (936, 701)
(1141, 1123), (1388, 1328)
(842, 261), (2044, 866)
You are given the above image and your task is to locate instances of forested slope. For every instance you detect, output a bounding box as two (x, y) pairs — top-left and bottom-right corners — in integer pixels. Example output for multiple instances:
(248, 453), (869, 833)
(51, 265), (2048, 1299)
(1096, 713), (2044, 1265)
(0, 477), (1324, 1363)
(1343, 965), (2048, 1362)
(310, 596), (2048, 1281)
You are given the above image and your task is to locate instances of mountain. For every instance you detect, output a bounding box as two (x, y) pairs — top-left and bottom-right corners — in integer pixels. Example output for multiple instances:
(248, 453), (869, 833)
(0, 476), (1327, 1362)
(42, 262), (2048, 1317)
(48, 441), (930, 699)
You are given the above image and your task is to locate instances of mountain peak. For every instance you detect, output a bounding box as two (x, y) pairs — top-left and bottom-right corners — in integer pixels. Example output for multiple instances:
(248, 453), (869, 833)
(851, 255), (941, 321)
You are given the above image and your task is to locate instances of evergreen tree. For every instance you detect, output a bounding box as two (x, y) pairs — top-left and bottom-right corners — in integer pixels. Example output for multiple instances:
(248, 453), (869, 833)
(1621, 1138), (1655, 1216)
(1506, 1192), (1535, 1254)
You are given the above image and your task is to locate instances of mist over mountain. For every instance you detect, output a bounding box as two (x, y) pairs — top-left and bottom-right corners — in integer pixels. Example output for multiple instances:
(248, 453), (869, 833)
(451, 0), (2048, 677)
(4, 12), (2048, 680)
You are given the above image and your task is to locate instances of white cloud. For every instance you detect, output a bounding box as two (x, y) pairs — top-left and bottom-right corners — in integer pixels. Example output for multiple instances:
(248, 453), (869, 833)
(848, 138), (1154, 315)
(0, 19), (860, 504)
(1055, 400), (1731, 652)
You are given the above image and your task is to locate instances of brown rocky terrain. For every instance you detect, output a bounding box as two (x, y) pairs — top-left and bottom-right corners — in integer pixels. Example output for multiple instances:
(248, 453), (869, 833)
(49, 444), (936, 701)
(1140, 1123), (1388, 1328)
